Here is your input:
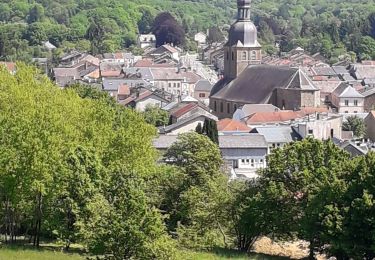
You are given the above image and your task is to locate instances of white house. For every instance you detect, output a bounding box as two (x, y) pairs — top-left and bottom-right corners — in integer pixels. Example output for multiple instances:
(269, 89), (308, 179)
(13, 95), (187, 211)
(137, 34), (156, 49)
(194, 32), (207, 45)
(331, 83), (364, 113)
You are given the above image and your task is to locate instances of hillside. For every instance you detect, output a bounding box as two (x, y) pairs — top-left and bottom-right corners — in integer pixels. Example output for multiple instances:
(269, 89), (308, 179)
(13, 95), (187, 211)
(1, 0), (375, 62)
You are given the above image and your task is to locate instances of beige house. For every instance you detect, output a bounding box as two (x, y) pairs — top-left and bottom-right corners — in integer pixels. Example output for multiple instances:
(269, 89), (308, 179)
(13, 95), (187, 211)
(137, 34), (156, 49)
(331, 83), (364, 114)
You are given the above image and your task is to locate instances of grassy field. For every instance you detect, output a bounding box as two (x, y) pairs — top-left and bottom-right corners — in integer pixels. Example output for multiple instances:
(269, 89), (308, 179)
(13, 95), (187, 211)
(0, 247), (84, 260)
(0, 245), (287, 260)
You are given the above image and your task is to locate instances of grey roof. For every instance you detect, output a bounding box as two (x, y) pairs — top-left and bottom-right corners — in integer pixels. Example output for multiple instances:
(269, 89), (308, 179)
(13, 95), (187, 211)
(195, 79), (213, 92)
(211, 65), (317, 103)
(251, 126), (301, 143)
(332, 66), (349, 75)
(102, 78), (148, 91)
(312, 66), (337, 76)
(332, 82), (363, 98)
(219, 134), (267, 148)
(360, 86), (375, 97)
(123, 67), (154, 81)
(153, 135), (178, 149)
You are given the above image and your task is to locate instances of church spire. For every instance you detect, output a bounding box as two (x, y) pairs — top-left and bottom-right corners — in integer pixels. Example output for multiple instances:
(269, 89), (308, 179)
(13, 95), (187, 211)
(237, 0), (251, 21)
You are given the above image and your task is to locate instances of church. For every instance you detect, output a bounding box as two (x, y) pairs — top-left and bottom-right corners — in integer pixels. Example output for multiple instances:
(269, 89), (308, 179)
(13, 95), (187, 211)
(209, 0), (320, 119)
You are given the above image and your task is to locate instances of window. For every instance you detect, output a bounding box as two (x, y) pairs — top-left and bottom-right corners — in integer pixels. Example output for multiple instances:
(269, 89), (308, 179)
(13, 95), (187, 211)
(308, 129), (313, 135)
(214, 101), (217, 111)
(233, 104), (237, 111)
(246, 159), (250, 164)
(199, 93), (206, 98)
(345, 100), (349, 106)
(173, 83), (177, 88)
(354, 111), (358, 113)
(354, 100), (358, 106)
(241, 159), (245, 163)
(168, 83), (172, 88)
(177, 83), (181, 88)
(242, 51), (247, 60)
(226, 51), (229, 60)
(220, 102), (224, 113)
(227, 103), (230, 113)
(330, 129), (334, 138)
(232, 52), (234, 60)
(345, 111), (348, 113)
(251, 51), (256, 60)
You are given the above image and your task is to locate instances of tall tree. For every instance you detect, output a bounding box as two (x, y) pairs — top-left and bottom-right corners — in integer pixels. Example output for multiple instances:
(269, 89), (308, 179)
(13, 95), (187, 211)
(152, 12), (185, 47)
(343, 115), (366, 138)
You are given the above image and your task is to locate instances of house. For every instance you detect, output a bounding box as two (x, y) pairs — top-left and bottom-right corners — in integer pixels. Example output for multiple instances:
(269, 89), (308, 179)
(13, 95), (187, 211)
(102, 52), (139, 66)
(137, 34), (156, 49)
(194, 32), (207, 45)
(193, 79), (213, 104)
(292, 113), (343, 140)
(365, 111), (375, 141)
(233, 104), (279, 121)
(359, 87), (375, 112)
(153, 133), (268, 179)
(217, 118), (251, 133)
(100, 62), (123, 78)
(102, 78), (149, 98)
(120, 89), (169, 112)
(53, 60), (99, 87)
(219, 134), (268, 179)
(250, 126), (302, 149)
(246, 110), (303, 125)
(331, 83), (364, 113)
(159, 113), (218, 135)
(169, 101), (212, 124)
(147, 44), (180, 61)
(333, 139), (368, 157)
(151, 68), (202, 97)
(43, 41), (56, 51)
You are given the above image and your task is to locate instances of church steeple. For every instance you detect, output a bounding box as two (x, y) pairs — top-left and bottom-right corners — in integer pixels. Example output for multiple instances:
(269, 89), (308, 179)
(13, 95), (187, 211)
(223, 0), (261, 79)
(237, 0), (251, 20)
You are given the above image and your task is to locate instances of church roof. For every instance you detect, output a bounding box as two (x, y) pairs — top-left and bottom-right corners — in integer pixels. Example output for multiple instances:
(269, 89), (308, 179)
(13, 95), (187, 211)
(210, 65), (318, 104)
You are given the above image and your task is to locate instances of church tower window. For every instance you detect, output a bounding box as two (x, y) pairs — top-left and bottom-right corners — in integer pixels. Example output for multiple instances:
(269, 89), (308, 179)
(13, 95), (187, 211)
(242, 51), (247, 60)
(250, 51), (256, 60)
(232, 52), (234, 61)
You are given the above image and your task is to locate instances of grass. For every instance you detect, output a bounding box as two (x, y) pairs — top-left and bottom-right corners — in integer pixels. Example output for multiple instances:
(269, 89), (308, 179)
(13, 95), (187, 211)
(0, 246), (84, 260)
(0, 243), (288, 260)
(181, 248), (289, 260)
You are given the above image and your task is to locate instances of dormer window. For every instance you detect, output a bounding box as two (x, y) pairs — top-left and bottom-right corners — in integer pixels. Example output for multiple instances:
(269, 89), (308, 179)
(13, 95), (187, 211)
(242, 51), (247, 60)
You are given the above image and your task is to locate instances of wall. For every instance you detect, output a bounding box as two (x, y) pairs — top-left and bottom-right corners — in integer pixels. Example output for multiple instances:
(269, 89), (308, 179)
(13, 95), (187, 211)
(210, 98), (244, 119)
(364, 94), (375, 112)
(365, 114), (375, 141)
(336, 97), (364, 113)
(136, 97), (167, 112)
(168, 117), (205, 135)
(295, 115), (342, 140)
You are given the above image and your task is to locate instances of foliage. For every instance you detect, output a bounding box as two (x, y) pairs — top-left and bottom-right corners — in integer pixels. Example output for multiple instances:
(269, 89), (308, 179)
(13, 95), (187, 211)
(201, 118), (219, 144)
(0, 64), (175, 259)
(255, 138), (350, 258)
(163, 132), (230, 249)
(142, 104), (169, 127)
(152, 12), (186, 47)
(342, 115), (366, 138)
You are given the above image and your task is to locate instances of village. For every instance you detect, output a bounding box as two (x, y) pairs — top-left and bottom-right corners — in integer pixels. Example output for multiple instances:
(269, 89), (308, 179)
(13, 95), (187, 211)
(2, 0), (375, 181)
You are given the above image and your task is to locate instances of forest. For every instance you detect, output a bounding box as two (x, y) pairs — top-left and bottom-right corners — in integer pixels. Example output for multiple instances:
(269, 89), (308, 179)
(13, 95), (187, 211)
(1, 65), (375, 259)
(1, 0), (375, 63)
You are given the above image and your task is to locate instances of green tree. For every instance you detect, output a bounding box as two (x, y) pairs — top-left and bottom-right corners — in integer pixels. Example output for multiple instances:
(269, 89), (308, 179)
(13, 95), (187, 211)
(142, 104), (169, 127)
(343, 115), (366, 138)
(256, 138), (350, 258)
(201, 118), (219, 144)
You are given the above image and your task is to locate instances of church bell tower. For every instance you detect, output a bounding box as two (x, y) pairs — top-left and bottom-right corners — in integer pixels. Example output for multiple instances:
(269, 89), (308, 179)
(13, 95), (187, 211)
(224, 0), (262, 79)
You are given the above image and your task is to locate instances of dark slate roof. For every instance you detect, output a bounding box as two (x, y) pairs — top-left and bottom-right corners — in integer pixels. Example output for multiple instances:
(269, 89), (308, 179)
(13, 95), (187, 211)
(251, 126), (301, 143)
(332, 82), (363, 98)
(195, 79), (213, 92)
(210, 65), (317, 103)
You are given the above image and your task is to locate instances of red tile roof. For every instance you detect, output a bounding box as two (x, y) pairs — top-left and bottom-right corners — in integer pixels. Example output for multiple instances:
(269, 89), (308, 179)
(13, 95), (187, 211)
(217, 118), (251, 132)
(134, 59), (174, 68)
(300, 107), (329, 115)
(171, 103), (198, 118)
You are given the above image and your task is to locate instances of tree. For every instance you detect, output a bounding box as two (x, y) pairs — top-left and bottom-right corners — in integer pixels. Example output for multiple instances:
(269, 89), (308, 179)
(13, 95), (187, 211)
(195, 122), (203, 134)
(142, 104), (169, 127)
(343, 115), (366, 138)
(201, 118), (219, 144)
(138, 7), (155, 34)
(152, 12), (185, 47)
(163, 133), (230, 249)
(358, 36), (375, 60)
(27, 4), (45, 24)
(256, 138), (350, 259)
(207, 26), (225, 44)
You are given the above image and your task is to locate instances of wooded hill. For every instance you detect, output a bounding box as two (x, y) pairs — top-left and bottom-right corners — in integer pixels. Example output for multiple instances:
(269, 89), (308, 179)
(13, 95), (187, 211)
(1, 0), (375, 63)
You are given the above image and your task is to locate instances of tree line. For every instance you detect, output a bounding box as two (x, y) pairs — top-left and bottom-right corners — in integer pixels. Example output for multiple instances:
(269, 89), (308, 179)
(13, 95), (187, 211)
(1, 65), (375, 259)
